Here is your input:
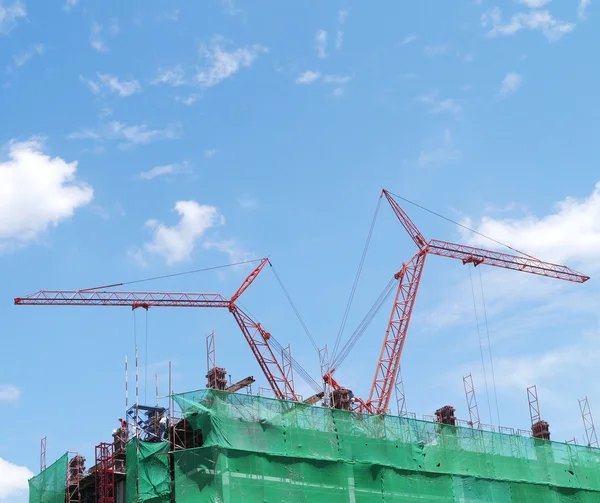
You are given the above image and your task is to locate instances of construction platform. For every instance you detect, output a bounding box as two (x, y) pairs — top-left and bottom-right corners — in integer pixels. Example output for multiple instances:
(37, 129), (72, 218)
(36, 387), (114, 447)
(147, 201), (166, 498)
(29, 388), (600, 502)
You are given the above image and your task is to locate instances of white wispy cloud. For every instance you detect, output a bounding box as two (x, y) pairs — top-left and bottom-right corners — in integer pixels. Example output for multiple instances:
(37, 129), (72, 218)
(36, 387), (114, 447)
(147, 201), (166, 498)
(0, 457), (33, 500)
(89, 19), (119, 52)
(336, 9), (348, 49)
(81, 73), (141, 97)
(175, 93), (199, 106)
(423, 44), (449, 57)
(499, 71), (523, 96)
(0, 0), (26, 34)
(204, 148), (217, 158)
(323, 74), (352, 84)
(137, 161), (191, 181)
(332, 87), (345, 98)
(0, 139), (93, 251)
(417, 90), (461, 114)
(153, 65), (186, 87)
(196, 37), (268, 88)
(578, 0), (592, 19)
(68, 121), (179, 147)
(482, 7), (575, 42)
(238, 195), (258, 210)
(296, 70), (321, 84)
(134, 201), (250, 266)
(0, 384), (19, 402)
(63, 0), (78, 12)
(401, 34), (417, 45)
(315, 30), (327, 58)
(516, 0), (551, 7)
(13, 44), (44, 67)
(418, 129), (461, 167)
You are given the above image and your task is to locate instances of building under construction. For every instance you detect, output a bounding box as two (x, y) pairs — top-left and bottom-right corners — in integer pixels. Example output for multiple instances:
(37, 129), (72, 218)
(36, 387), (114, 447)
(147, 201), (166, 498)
(20, 190), (600, 502)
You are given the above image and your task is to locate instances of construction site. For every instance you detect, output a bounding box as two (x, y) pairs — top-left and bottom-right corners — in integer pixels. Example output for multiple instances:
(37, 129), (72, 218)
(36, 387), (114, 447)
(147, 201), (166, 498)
(19, 190), (600, 503)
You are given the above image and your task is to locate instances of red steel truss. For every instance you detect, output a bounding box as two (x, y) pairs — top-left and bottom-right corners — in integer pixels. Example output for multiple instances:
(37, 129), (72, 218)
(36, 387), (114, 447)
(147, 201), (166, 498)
(15, 258), (298, 401)
(353, 190), (589, 415)
(95, 443), (115, 503)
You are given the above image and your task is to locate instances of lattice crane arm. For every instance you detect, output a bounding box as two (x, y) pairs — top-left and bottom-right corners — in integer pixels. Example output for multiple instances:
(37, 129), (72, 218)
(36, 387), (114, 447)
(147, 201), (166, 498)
(14, 259), (299, 401)
(360, 190), (590, 415)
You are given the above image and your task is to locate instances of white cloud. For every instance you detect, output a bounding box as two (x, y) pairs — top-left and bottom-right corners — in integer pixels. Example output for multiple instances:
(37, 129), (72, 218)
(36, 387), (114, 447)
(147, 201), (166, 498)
(0, 139), (93, 250)
(175, 93), (199, 106)
(482, 8), (575, 42)
(417, 90), (461, 114)
(418, 129), (461, 167)
(13, 44), (44, 67)
(203, 237), (251, 263)
(401, 34), (417, 45)
(0, 457), (32, 500)
(196, 37), (267, 88)
(332, 87), (345, 98)
(90, 22), (108, 52)
(137, 161), (190, 180)
(336, 9), (348, 49)
(238, 195), (258, 210)
(204, 148), (217, 158)
(82, 73), (141, 97)
(499, 71), (523, 96)
(323, 74), (352, 84)
(68, 121), (178, 147)
(516, 0), (551, 7)
(423, 44), (449, 57)
(139, 201), (223, 265)
(578, 0), (591, 19)
(315, 30), (327, 58)
(153, 65), (186, 87)
(0, 0), (25, 35)
(0, 385), (19, 402)
(63, 0), (78, 11)
(296, 70), (320, 84)
(460, 182), (600, 268)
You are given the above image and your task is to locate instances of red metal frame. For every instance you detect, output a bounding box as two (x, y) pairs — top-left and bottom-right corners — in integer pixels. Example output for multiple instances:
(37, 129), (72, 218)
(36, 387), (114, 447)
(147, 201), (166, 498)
(95, 442), (115, 503)
(355, 190), (589, 415)
(15, 258), (298, 401)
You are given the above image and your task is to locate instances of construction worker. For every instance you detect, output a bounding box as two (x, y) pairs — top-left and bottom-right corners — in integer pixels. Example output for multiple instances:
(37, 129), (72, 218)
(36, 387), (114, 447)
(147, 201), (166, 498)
(118, 417), (127, 430)
(159, 415), (167, 440)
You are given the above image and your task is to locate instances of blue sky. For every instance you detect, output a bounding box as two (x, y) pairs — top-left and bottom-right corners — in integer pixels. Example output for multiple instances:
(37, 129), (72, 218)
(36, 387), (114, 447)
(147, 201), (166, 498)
(1, 0), (600, 500)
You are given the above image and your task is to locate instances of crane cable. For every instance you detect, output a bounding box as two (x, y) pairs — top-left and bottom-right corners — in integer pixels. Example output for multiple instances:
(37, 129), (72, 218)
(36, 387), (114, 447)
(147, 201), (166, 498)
(269, 264), (319, 354)
(330, 276), (397, 370)
(479, 268), (501, 427)
(386, 190), (539, 260)
(331, 196), (382, 364)
(468, 265), (494, 426)
(237, 300), (322, 394)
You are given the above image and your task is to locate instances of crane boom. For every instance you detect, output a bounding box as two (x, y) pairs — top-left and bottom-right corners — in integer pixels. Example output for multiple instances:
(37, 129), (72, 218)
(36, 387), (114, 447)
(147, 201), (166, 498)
(428, 240), (589, 283)
(14, 259), (299, 401)
(14, 291), (229, 308)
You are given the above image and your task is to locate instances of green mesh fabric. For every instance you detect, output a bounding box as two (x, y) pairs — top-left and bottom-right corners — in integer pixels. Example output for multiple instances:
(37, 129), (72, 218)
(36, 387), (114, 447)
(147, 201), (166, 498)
(28, 453), (68, 503)
(172, 389), (600, 502)
(125, 440), (171, 503)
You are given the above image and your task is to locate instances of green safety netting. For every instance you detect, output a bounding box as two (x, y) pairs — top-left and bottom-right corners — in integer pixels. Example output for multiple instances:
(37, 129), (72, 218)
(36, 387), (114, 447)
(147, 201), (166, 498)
(171, 389), (600, 502)
(125, 440), (171, 503)
(28, 452), (68, 503)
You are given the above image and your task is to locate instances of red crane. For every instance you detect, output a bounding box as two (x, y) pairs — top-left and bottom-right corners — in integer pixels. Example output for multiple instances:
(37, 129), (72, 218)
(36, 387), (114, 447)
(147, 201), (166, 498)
(14, 258), (299, 401)
(331, 190), (590, 415)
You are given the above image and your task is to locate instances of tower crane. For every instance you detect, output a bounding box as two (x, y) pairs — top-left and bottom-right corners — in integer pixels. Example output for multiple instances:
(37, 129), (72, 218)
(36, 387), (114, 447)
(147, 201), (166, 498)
(15, 258), (301, 401)
(328, 190), (589, 415)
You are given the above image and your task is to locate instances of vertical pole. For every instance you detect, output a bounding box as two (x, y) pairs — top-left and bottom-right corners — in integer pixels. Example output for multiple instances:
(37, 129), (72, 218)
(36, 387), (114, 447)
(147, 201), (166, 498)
(169, 361), (173, 418)
(155, 373), (159, 407)
(463, 374), (481, 429)
(135, 344), (140, 436)
(395, 366), (408, 417)
(318, 346), (330, 406)
(40, 437), (47, 473)
(125, 356), (129, 415)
